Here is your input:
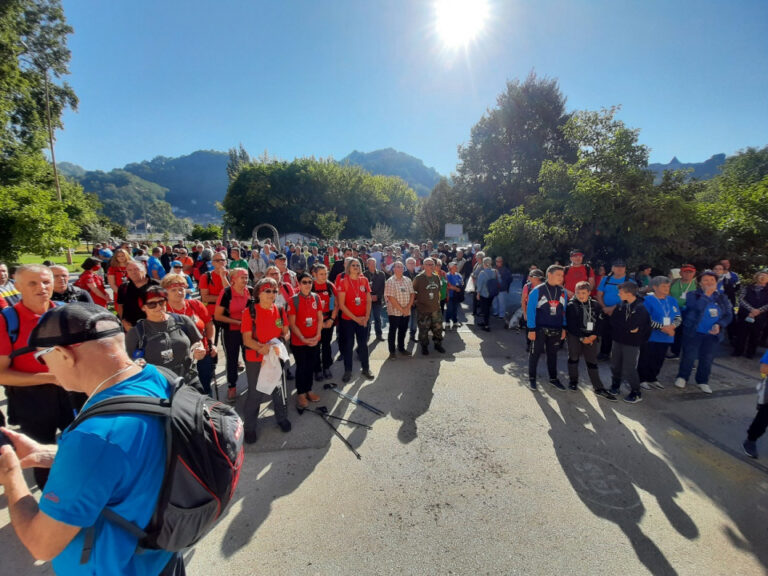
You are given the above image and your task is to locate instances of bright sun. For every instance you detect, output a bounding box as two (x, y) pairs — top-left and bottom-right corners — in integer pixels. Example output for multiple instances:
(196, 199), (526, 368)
(434, 0), (490, 49)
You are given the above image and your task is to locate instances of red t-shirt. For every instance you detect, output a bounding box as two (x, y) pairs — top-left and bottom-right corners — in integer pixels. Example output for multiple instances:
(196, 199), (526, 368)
(563, 265), (594, 296)
(168, 298), (211, 350)
(107, 265), (128, 290)
(287, 293), (322, 346)
(313, 281), (336, 319)
(216, 287), (250, 331)
(76, 269), (108, 308)
(339, 275), (370, 320)
(241, 304), (286, 362)
(0, 301), (55, 374)
(200, 271), (226, 315)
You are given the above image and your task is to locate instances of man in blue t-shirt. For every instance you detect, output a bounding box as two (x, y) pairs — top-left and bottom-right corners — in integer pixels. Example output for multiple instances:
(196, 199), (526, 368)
(637, 276), (682, 389)
(147, 246), (166, 281)
(0, 303), (182, 575)
(596, 259), (635, 359)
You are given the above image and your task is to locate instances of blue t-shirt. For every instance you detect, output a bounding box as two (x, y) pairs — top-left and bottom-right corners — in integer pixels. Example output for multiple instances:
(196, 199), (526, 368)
(147, 257), (166, 280)
(761, 350), (768, 365)
(643, 293), (681, 344)
(446, 272), (463, 300)
(40, 365), (173, 576)
(598, 275), (634, 307)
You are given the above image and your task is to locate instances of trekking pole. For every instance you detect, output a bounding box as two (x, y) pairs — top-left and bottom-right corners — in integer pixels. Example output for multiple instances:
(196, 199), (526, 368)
(302, 408), (361, 459)
(323, 383), (385, 416)
(299, 406), (372, 429)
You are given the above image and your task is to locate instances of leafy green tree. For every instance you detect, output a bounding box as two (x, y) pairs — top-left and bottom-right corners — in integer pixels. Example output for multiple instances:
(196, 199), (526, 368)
(483, 208), (567, 271)
(188, 223), (222, 241)
(453, 72), (576, 237)
(417, 177), (463, 239)
(315, 210), (346, 240)
(227, 144), (251, 183)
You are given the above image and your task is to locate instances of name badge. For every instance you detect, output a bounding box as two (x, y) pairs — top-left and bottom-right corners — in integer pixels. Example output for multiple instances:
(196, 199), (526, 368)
(549, 306), (557, 316)
(709, 308), (718, 318)
(663, 317), (671, 326)
(429, 293), (434, 299)
(586, 321), (594, 331)
(305, 317), (313, 327)
(355, 297), (361, 306)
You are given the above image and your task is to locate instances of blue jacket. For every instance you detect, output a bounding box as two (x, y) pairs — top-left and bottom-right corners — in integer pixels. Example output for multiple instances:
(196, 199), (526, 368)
(683, 289), (733, 339)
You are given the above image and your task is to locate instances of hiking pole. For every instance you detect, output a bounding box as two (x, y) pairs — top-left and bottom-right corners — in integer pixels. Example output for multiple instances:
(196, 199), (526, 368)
(323, 383), (385, 416)
(299, 406), (361, 459)
(305, 406), (372, 429)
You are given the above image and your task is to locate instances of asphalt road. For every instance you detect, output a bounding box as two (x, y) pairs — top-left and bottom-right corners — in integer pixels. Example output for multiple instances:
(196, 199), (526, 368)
(2, 298), (767, 576)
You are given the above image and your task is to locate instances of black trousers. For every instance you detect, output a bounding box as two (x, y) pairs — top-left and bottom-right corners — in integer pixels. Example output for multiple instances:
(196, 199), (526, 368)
(637, 340), (670, 382)
(388, 315), (409, 353)
(223, 329), (245, 387)
(293, 344), (317, 395)
(7, 384), (74, 489)
(600, 318), (613, 356)
(529, 329), (561, 381)
(315, 325), (334, 371)
(478, 295), (492, 327)
(733, 315), (768, 357)
(747, 403), (768, 442)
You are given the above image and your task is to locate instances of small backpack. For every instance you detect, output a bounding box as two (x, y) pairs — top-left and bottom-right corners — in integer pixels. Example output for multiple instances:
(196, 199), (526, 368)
(72, 366), (245, 562)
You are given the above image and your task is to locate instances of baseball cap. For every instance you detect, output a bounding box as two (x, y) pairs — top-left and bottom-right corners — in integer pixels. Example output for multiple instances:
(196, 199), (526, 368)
(28, 303), (124, 349)
(569, 249), (584, 256)
(275, 253), (287, 261)
(171, 260), (183, 268)
(680, 263), (696, 272)
(612, 259), (627, 267)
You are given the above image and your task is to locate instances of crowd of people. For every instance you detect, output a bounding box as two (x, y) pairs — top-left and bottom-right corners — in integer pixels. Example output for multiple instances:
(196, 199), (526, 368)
(0, 237), (766, 573)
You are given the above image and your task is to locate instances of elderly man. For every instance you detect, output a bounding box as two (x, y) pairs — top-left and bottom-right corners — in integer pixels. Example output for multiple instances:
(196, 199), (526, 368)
(0, 303), (183, 574)
(116, 260), (159, 330)
(364, 257), (386, 341)
(491, 256), (513, 319)
(412, 258), (445, 355)
(0, 262), (22, 309)
(50, 265), (93, 304)
(527, 264), (567, 390)
(0, 264), (75, 489)
(384, 261), (415, 358)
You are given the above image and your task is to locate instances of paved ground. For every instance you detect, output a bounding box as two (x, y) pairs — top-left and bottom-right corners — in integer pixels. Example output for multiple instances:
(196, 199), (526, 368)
(2, 299), (768, 575)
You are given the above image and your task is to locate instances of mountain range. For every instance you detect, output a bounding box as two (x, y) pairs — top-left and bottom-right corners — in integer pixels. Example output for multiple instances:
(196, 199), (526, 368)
(60, 148), (443, 225)
(647, 154), (726, 182)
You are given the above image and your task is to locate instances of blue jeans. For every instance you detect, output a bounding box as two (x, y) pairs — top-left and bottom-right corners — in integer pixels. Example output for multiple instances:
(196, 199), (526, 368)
(367, 301), (383, 338)
(445, 298), (459, 323)
(341, 318), (370, 372)
(409, 307), (418, 336)
(677, 331), (719, 384)
(492, 290), (508, 317)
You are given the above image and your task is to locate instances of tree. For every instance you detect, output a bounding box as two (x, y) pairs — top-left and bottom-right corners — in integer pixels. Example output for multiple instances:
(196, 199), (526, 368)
(188, 223), (222, 241)
(416, 177), (463, 239)
(453, 72), (576, 237)
(370, 222), (394, 244)
(315, 210), (346, 240)
(226, 143), (251, 183)
(483, 208), (567, 271)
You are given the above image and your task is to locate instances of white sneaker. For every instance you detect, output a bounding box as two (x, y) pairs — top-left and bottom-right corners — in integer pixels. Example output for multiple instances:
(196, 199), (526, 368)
(698, 383), (713, 394)
(650, 381), (665, 389)
(640, 381), (651, 390)
(674, 377), (687, 389)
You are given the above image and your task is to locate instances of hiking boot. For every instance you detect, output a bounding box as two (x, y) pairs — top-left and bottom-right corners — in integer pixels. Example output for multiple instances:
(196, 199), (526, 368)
(549, 378), (566, 391)
(227, 387), (237, 402)
(529, 380), (537, 390)
(306, 391), (321, 402)
(434, 343), (446, 353)
(624, 391), (643, 404)
(743, 439), (758, 459)
(568, 382), (579, 392)
(595, 389), (618, 402)
(296, 394), (309, 410)
(342, 371), (352, 383)
(361, 369), (375, 380)
(421, 345), (429, 355)
(698, 383), (713, 394)
(674, 377), (687, 389)
(278, 419), (292, 433)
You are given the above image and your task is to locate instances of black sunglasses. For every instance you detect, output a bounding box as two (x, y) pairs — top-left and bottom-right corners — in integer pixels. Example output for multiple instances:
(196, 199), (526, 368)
(144, 299), (167, 309)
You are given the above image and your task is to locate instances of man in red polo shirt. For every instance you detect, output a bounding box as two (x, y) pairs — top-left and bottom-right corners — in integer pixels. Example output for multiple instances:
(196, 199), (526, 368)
(0, 264), (74, 489)
(563, 249), (595, 296)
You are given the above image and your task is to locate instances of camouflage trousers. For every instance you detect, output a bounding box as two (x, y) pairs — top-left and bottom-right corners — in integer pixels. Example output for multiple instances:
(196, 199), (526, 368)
(417, 309), (443, 346)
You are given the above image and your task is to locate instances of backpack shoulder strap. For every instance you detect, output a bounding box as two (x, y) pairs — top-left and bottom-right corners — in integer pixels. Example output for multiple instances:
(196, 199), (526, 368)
(292, 294), (300, 313)
(1, 306), (20, 345)
(135, 319), (146, 356)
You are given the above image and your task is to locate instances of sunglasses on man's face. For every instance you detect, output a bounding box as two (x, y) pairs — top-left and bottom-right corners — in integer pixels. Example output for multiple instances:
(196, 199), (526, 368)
(34, 346), (56, 364)
(144, 299), (167, 309)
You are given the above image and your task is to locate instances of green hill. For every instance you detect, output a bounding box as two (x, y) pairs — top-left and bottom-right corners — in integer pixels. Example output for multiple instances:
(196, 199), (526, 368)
(340, 148), (442, 197)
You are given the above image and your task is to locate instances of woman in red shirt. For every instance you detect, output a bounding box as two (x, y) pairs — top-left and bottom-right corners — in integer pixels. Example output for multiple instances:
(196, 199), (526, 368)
(107, 248), (131, 295)
(162, 273), (217, 397)
(214, 268), (251, 401)
(241, 277), (291, 444)
(75, 257), (110, 308)
(337, 258), (374, 383)
(288, 272), (324, 409)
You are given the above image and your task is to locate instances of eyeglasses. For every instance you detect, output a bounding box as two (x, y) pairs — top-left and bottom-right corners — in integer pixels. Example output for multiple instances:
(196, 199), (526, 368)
(144, 299), (167, 309)
(34, 346), (56, 364)
(213, 259), (226, 262)
(261, 289), (276, 294)
(300, 280), (313, 285)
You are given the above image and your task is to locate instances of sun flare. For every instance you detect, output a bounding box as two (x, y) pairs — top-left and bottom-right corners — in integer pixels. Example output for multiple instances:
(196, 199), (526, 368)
(434, 0), (490, 49)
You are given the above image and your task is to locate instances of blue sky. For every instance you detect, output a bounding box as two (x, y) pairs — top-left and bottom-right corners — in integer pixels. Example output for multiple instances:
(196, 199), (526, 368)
(57, 0), (768, 176)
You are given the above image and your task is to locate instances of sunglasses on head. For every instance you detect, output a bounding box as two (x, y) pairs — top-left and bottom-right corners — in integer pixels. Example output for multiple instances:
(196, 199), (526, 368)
(144, 299), (167, 309)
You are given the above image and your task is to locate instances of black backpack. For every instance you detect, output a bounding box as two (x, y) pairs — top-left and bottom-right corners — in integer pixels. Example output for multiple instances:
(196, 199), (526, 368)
(72, 367), (245, 562)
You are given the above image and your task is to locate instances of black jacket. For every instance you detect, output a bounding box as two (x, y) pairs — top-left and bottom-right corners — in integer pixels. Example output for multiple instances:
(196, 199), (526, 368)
(566, 297), (603, 338)
(364, 269), (386, 301)
(609, 299), (651, 347)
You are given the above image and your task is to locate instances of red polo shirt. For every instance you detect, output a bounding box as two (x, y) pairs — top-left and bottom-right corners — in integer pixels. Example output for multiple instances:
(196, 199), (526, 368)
(0, 301), (54, 374)
(241, 304), (286, 362)
(338, 275), (370, 320)
(287, 293), (321, 346)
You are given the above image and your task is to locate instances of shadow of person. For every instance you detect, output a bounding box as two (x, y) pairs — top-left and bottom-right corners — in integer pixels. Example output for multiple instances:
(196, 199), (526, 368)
(533, 392), (698, 576)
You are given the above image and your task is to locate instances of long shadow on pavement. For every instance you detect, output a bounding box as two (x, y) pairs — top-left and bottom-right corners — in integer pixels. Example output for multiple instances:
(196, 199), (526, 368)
(533, 391), (698, 576)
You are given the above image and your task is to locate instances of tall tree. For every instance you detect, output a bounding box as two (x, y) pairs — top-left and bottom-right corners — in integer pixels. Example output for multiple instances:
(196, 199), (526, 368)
(454, 72), (576, 238)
